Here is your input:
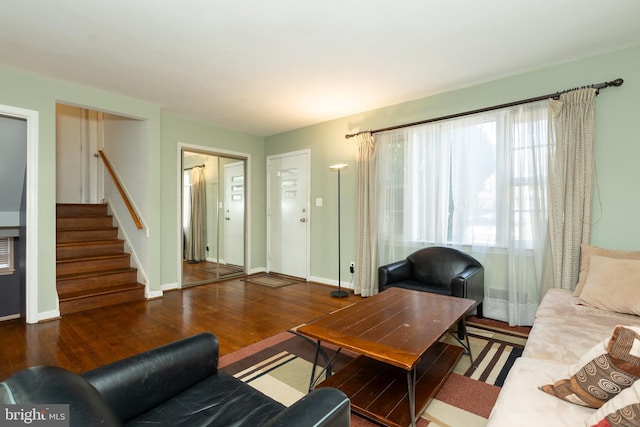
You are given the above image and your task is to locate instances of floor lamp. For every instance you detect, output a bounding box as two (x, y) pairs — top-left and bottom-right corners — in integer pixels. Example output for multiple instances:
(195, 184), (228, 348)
(329, 163), (349, 298)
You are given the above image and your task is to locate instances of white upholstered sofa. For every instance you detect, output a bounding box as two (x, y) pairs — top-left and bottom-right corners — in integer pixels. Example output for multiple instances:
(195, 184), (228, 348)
(486, 245), (640, 427)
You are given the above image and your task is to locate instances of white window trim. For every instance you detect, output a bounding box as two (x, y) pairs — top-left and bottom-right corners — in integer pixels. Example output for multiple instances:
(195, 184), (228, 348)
(0, 237), (15, 276)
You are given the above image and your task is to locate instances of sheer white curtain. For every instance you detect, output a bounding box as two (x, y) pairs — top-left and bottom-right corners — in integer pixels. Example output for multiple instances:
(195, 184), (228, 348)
(377, 100), (550, 325)
(499, 101), (551, 325)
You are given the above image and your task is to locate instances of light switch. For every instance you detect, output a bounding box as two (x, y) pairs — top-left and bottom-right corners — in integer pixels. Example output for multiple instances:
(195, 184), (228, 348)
(315, 197), (323, 207)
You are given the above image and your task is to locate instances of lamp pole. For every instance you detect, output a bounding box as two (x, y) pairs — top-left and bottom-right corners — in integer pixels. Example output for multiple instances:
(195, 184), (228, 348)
(329, 164), (349, 298)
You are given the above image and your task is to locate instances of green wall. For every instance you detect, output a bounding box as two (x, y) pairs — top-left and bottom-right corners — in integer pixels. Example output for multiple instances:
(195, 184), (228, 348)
(265, 44), (640, 284)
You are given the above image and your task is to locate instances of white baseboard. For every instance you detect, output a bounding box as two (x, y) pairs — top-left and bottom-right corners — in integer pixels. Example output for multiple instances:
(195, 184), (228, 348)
(146, 288), (163, 299)
(161, 282), (179, 292)
(248, 267), (267, 275)
(308, 276), (354, 289)
(0, 313), (20, 322)
(37, 309), (61, 322)
(160, 282), (180, 292)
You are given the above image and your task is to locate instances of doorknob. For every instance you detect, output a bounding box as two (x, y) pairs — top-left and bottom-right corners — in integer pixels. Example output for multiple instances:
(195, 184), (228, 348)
(300, 218), (306, 222)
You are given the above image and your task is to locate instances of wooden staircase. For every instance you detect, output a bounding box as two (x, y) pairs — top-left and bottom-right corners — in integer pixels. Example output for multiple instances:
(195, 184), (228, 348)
(56, 203), (145, 315)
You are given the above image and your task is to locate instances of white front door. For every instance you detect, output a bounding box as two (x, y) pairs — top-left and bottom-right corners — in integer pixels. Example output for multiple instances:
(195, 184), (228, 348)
(267, 151), (309, 278)
(223, 161), (245, 267)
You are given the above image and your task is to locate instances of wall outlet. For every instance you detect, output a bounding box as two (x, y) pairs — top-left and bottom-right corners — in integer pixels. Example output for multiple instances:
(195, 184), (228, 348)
(349, 261), (355, 274)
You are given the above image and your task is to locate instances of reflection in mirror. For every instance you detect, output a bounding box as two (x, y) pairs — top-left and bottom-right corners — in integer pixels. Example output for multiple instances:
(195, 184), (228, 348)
(181, 150), (245, 287)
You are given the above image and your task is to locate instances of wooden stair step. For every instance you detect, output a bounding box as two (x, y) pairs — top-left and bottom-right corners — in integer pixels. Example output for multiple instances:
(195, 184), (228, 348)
(56, 202), (145, 316)
(57, 227), (119, 243)
(59, 283), (145, 315)
(57, 203), (108, 217)
(56, 254), (131, 277)
(59, 282), (144, 300)
(57, 216), (113, 229)
(56, 240), (125, 260)
(57, 268), (138, 293)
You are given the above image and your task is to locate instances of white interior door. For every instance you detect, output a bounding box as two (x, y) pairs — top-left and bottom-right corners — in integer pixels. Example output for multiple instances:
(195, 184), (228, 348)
(223, 161), (245, 267)
(56, 105), (102, 203)
(56, 104), (83, 203)
(267, 151), (309, 278)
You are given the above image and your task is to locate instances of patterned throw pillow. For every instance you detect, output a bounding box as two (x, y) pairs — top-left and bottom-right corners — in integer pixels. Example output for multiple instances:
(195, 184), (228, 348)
(540, 326), (640, 409)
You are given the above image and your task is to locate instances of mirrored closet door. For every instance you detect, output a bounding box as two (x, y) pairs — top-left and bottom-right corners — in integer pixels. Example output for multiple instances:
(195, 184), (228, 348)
(181, 149), (246, 287)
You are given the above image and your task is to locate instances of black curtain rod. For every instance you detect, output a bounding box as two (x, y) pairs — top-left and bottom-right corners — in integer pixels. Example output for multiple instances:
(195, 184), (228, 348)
(345, 78), (624, 139)
(184, 164), (205, 171)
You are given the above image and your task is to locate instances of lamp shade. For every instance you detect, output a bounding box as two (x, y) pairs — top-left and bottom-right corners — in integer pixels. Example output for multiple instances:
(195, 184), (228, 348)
(329, 163), (349, 171)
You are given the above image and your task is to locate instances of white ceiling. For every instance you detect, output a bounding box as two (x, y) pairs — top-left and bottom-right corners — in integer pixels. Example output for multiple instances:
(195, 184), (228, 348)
(1, 1), (640, 137)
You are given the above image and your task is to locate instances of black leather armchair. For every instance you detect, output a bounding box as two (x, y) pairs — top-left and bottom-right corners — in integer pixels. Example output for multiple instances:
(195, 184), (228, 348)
(0, 333), (350, 427)
(379, 246), (484, 339)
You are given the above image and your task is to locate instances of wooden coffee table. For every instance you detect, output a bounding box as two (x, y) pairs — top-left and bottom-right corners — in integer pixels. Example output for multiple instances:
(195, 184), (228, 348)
(297, 287), (474, 427)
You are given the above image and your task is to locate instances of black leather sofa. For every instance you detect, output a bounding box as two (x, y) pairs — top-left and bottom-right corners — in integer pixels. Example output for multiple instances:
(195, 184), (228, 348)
(0, 332), (350, 427)
(379, 246), (484, 339)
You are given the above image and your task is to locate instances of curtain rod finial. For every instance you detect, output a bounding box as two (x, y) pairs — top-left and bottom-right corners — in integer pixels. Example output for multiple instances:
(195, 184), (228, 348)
(609, 78), (624, 87)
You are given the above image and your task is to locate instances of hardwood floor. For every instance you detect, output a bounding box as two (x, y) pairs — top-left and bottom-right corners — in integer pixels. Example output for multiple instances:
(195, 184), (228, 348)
(0, 277), (362, 380)
(182, 260), (244, 286)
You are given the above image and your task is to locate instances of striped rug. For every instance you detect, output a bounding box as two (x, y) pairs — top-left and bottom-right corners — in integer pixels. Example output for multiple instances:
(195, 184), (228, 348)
(447, 324), (526, 387)
(220, 325), (525, 426)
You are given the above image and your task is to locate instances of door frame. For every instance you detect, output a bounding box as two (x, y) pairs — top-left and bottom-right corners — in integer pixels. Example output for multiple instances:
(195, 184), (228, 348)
(266, 149), (311, 279)
(223, 161), (245, 268)
(83, 109), (104, 203)
(176, 142), (250, 288)
(0, 104), (40, 324)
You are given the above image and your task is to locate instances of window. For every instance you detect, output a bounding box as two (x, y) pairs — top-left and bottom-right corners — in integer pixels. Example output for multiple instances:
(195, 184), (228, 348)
(377, 100), (549, 261)
(0, 237), (15, 275)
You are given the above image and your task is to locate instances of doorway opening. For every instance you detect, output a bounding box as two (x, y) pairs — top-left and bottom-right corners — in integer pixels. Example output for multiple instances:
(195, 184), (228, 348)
(180, 147), (247, 287)
(0, 104), (38, 323)
(0, 113), (27, 321)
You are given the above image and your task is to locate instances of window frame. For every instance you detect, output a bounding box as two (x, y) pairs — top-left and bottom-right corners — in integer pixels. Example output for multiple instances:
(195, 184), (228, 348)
(0, 237), (15, 275)
(378, 106), (548, 252)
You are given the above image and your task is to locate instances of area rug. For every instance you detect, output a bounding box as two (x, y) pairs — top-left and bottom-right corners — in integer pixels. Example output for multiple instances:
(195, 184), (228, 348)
(467, 316), (531, 339)
(242, 273), (300, 288)
(220, 325), (526, 426)
(204, 264), (244, 277)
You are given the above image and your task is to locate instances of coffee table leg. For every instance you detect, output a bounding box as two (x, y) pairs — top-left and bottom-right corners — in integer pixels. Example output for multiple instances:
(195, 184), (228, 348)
(460, 317), (475, 367)
(448, 317), (475, 367)
(309, 340), (321, 392)
(306, 339), (343, 392)
(407, 367), (417, 427)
